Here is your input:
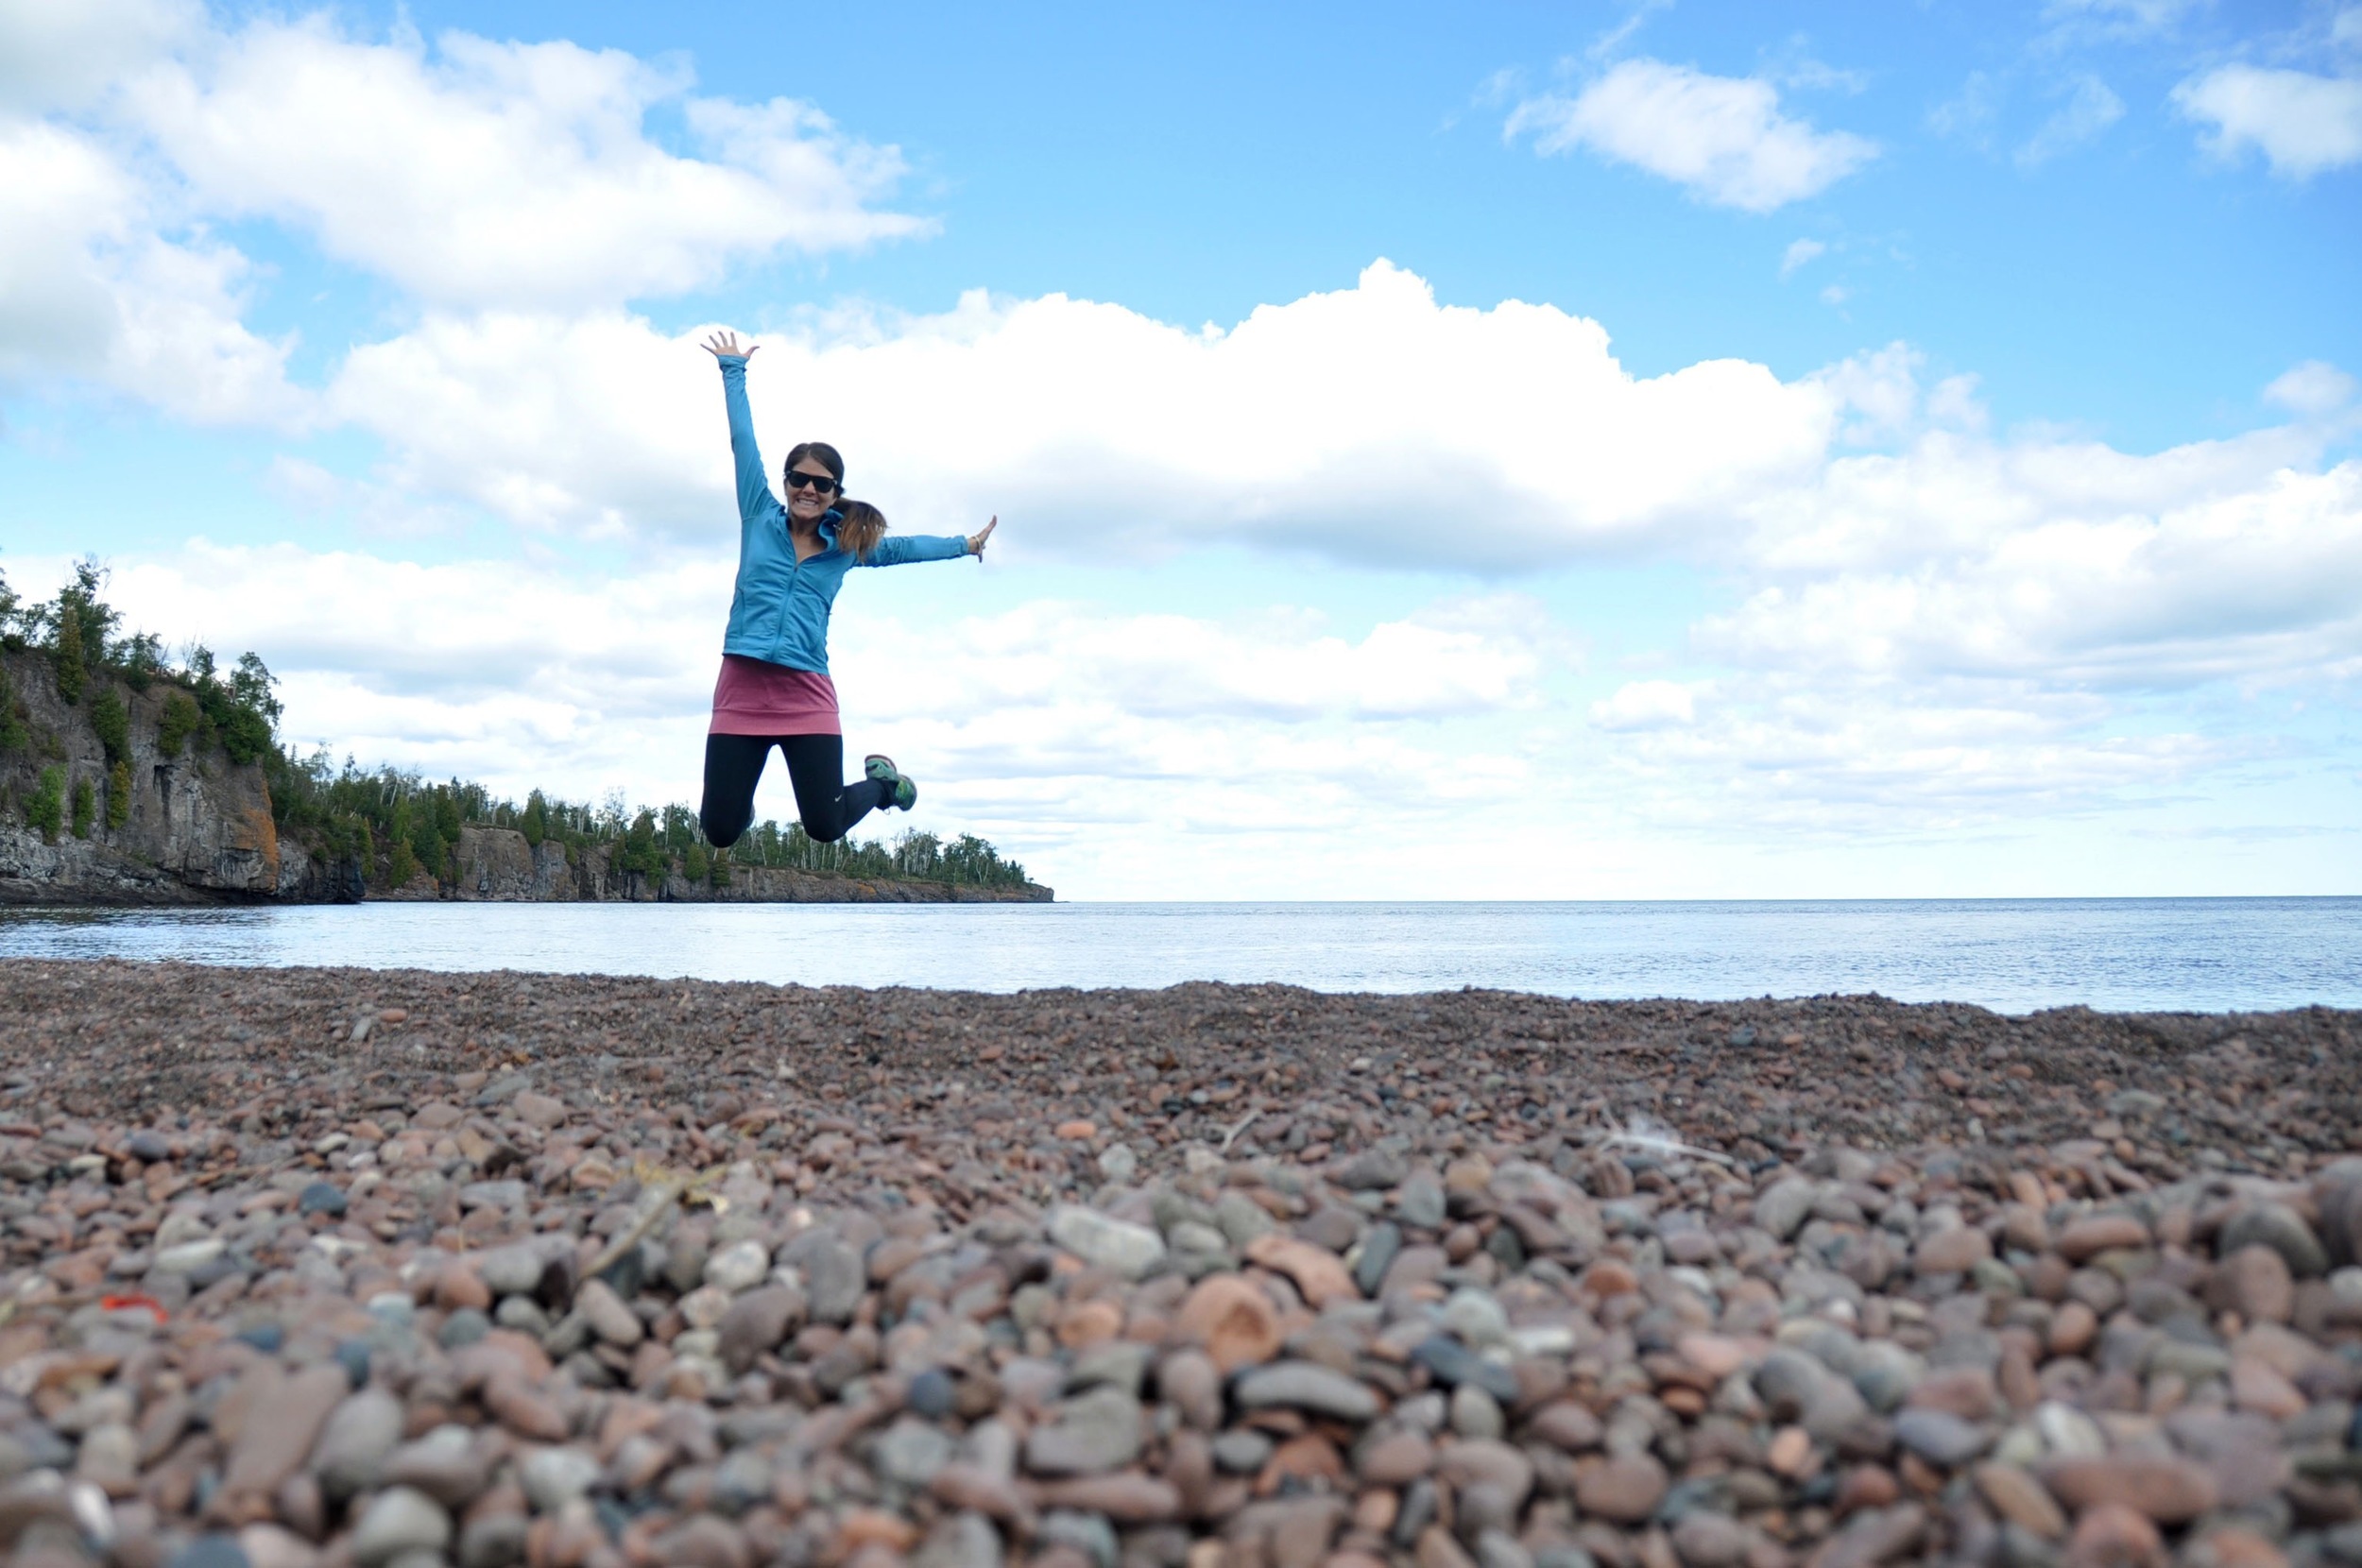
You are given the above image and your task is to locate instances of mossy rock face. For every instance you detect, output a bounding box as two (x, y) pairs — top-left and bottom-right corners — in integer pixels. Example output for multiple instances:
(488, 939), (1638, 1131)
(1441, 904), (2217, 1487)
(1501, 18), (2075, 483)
(91, 686), (130, 762)
(156, 690), (201, 757)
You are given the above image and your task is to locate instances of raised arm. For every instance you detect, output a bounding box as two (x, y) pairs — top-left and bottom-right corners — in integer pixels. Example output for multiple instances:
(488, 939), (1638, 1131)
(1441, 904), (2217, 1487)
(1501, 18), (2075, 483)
(702, 331), (772, 525)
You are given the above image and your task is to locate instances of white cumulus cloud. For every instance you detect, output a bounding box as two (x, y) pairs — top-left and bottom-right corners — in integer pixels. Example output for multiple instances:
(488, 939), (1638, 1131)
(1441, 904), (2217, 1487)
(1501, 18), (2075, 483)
(1507, 59), (1878, 212)
(0, 0), (196, 111)
(0, 117), (299, 420)
(1779, 238), (1826, 279)
(128, 18), (928, 309)
(2265, 360), (2359, 417)
(2172, 65), (2362, 179)
(0, 5), (927, 412)
(322, 263), (1842, 563)
(1589, 679), (1703, 731)
(2016, 74), (2125, 167)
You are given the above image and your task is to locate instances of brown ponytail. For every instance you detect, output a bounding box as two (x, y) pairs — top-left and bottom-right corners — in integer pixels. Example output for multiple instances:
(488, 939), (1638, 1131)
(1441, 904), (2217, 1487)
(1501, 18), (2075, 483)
(833, 499), (889, 562)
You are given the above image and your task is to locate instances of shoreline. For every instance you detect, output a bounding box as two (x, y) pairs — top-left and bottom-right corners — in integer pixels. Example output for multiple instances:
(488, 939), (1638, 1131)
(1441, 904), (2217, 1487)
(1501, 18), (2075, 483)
(0, 961), (2356, 1568)
(3, 906), (2356, 1019)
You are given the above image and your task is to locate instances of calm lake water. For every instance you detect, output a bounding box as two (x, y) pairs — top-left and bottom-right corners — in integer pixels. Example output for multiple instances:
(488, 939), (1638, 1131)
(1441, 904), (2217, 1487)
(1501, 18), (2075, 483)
(1, 898), (2356, 1014)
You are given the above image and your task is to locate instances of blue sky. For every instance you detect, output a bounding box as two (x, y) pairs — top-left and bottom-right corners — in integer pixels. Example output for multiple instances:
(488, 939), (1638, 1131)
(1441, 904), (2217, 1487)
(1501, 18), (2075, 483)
(2, 0), (2357, 896)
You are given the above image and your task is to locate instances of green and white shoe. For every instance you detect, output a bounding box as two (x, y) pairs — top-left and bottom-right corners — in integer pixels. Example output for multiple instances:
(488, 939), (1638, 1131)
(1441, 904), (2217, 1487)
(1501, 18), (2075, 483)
(865, 755), (917, 810)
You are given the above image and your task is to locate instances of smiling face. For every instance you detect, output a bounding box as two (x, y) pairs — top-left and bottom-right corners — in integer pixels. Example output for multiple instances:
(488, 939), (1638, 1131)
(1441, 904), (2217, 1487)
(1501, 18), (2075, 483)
(783, 458), (839, 524)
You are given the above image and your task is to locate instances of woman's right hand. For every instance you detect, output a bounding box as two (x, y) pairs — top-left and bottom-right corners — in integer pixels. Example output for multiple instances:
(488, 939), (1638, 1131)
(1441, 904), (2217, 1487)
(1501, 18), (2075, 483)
(701, 331), (757, 360)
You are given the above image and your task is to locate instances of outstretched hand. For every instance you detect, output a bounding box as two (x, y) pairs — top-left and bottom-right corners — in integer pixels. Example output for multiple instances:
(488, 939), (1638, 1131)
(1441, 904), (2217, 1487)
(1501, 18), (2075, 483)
(700, 330), (757, 360)
(968, 517), (998, 559)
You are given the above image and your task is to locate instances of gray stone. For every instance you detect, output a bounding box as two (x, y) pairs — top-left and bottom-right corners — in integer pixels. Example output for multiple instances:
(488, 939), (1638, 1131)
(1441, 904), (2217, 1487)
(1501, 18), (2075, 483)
(1070, 1340), (1155, 1396)
(520, 1446), (600, 1512)
(702, 1238), (772, 1294)
(1532, 1551), (1598, 1568)
(1234, 1360), (1381, 1422)
(1213, 1429), (1275, 1473)
(495, 1296), (551, 1337)
(1442, 1287), (1510, 1350)
(1850, 1342), (1926, 1414)
(800, 1237), (866, 1323)
(716, 1284), (804, 1373)
(574, 1278), (642, 1346)
(309, 1387), (404, 1501)
(1153, 1189), (1218, 1237)
(2318, 1522), (2362, 1568)
(1298, 1203), (1364, 1253)
(437, 1307), (490, 1349)
(1755, 1348), (1834, 1416)
(367, 1292), (415, 1328)
(1097, 1144), (1139, 1185)
(1397, 1171), (1446, 1230)
(1048, 1206), (1168, 1280)
(458, 1513), (529, 1568)
(1669, 1516), (1751, 1568)
(1169, 1221), (1230, 1261)
(1410, 1338), (1522, 1405)
(1355, 1221), (1403, 1297)
(458, 1179), (527, 1211)
(1025, 1386), (1145, 1474)
(1338, 1149), (1409, 1190)
(2033, 1402), (2105, 1460)
(915, 1511), (1004, 1568)
(1041, 1510), (1121, 1568)
(165, 1539), (251, 1568)
(713, 1449), (775, 1514)
(153, 1238), (227, 1274)
(909, 1368), (957, 1419)
(1477, 1530), (1536, 1568)
(1893, 1408), (1990, 1469)
(2219, 1204), (2330, 1278)
(662, 1232), (709, 1296)
(298, 1182), (347, 1217)
(351, 1486), (453, 1568)
(383, 1426), (484, 1508)
(1214, 1192), (1275, 1249)
(2149, 1339), (2232, 1381)
(478, 1244), (547, 1298)
(875, 1417), (957, 1488)
(1754, 1178), (1819, 1242)
(1450, 1383), (1506, 1440)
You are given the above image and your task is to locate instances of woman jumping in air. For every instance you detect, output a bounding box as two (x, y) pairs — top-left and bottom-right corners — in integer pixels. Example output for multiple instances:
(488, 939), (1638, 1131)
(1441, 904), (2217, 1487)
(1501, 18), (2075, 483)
(696, 330), (996, 849)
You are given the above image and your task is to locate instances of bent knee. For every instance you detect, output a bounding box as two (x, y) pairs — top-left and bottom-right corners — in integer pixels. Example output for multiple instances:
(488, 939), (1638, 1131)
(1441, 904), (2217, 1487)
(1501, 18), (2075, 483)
(699, 812), (749, 849)
(802, 820), (847, 844)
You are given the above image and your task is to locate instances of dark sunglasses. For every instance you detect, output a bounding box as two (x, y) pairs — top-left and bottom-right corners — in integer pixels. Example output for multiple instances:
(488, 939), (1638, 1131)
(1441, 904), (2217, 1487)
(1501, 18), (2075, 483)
(784, 469), (839, 492)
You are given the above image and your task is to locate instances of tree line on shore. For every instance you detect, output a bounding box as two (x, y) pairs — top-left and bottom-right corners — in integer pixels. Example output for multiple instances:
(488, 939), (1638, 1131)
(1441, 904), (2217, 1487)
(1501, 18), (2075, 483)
(0, 559), (1034, 892)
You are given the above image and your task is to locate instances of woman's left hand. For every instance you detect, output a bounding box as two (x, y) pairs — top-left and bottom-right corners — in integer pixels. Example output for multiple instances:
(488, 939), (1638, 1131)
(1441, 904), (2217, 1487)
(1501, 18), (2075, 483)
(968, 517), (998, 558)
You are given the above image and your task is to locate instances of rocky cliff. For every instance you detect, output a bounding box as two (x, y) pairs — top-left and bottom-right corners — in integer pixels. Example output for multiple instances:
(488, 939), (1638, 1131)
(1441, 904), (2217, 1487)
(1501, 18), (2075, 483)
(0, 649), (337, 904)
(1, 648), (1051, 905)
(430, 825), (1053, 903)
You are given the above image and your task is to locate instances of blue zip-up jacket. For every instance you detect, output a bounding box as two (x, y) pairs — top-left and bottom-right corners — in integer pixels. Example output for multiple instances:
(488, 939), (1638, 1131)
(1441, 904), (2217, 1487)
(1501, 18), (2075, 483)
(716, 354), (970, 673)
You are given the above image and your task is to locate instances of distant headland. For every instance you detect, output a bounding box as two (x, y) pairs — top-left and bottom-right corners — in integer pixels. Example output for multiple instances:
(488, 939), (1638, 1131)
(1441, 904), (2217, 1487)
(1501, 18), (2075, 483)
(0, 560), (1050, 906)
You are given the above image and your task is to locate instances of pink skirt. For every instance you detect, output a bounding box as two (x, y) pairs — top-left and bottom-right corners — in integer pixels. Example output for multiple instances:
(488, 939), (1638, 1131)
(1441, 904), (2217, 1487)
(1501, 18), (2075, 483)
(709, 655), (841, 736)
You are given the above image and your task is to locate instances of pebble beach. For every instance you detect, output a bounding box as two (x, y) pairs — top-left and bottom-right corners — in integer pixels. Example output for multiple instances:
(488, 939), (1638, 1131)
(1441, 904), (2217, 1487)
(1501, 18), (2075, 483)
(1, 960), (2359, 1568)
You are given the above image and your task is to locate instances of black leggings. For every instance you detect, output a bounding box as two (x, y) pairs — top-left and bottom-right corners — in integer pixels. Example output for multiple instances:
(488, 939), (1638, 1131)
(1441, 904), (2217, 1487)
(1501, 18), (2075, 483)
(699, 733), (890, 847)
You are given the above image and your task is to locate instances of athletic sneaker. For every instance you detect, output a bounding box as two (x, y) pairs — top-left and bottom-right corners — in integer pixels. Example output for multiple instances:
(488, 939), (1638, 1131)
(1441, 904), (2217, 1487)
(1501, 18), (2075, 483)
(864, 754), (917, 810)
